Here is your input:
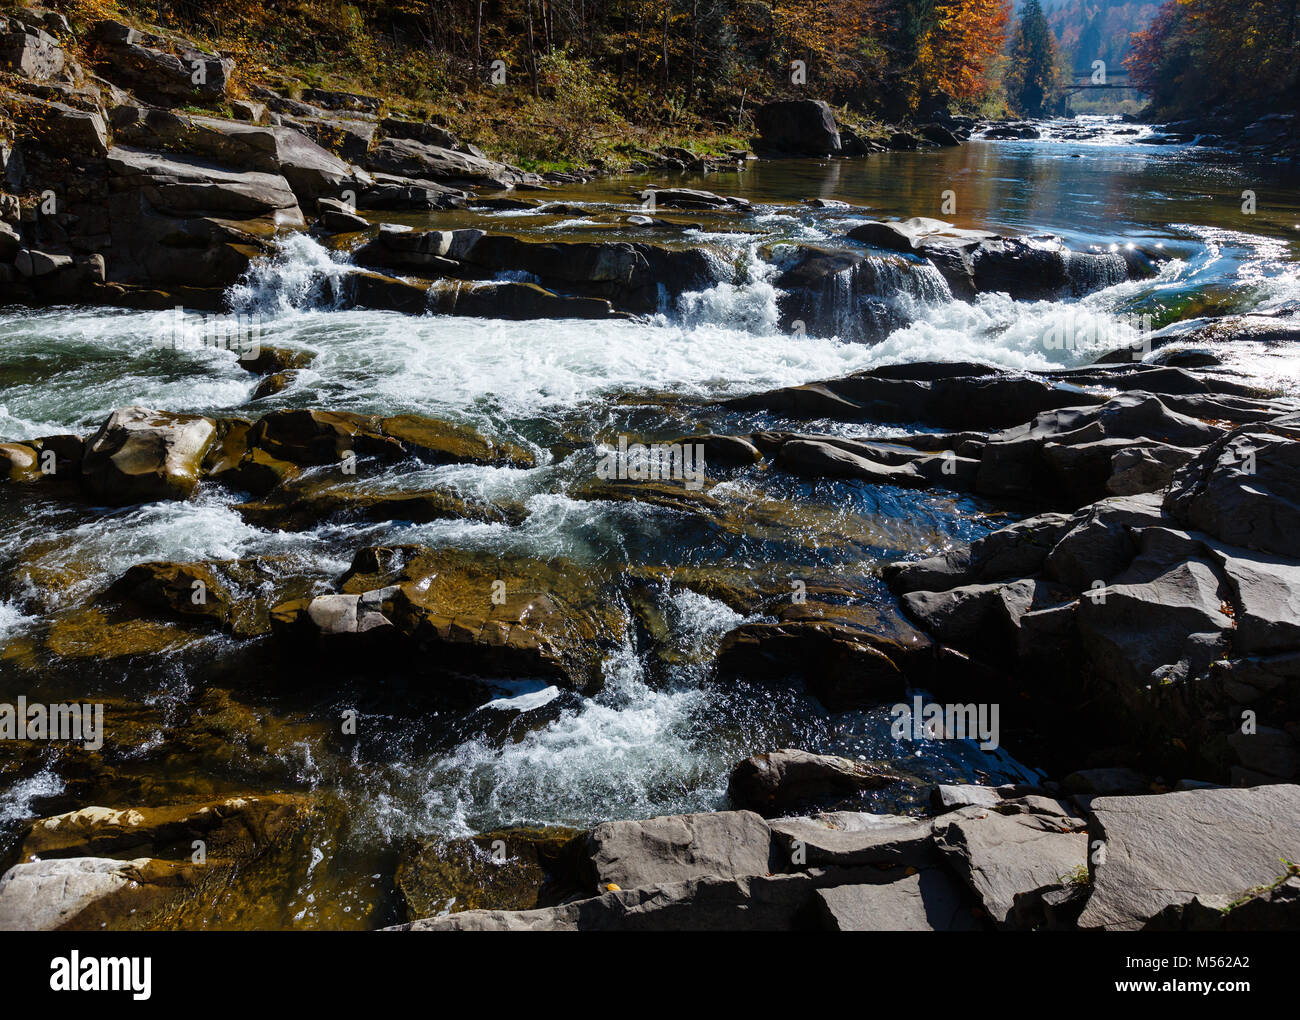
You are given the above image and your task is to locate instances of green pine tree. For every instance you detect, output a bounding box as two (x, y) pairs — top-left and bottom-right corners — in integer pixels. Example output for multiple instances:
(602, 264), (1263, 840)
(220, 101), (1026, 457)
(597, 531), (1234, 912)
(1005, 0), (1059, 116)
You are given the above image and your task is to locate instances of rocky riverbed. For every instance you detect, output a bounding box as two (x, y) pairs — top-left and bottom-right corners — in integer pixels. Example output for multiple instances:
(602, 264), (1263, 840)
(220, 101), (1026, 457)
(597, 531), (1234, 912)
(1, 5), (1298, 932)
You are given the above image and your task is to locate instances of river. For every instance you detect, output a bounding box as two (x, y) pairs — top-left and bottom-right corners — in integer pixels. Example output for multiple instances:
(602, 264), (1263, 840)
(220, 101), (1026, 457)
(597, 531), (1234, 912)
(1, 116), (1297, 927)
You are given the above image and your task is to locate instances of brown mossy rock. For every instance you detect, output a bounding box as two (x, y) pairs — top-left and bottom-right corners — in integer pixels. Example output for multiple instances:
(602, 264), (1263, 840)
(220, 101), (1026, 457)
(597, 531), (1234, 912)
(714, 600), (935, 709)
(570, 475), (723, 516)
(0, 440), (43, 482)
(38, 606), (210, 662)
(81, 406), (220, 505)
(397, 826), (586, 918)
(247, 409), (534, 469)
(1, 794), (315, 931)
(173, 689), (339, 779)
(103, 558), (307, 636)
(233, 473), (524, 531)
(380, 413), (534, 468)
(210, 446), (300, 498)
(0, 695), (188, 811)
(0, 857), (197, 931)
(238, 345), (315, 376)
(0, 434), (82, 483)
(18, 794), (310, 864)
(292, 545), (627, 692)
(251, 370), (297, 398)
(105, 561), (236, 630)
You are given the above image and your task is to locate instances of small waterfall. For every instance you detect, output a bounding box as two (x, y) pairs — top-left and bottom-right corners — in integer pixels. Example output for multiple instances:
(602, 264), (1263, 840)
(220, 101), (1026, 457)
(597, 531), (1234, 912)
(226, 233), (358, 315)
(674, 243), (782, 334)
(1063, 248), (1129, 296)
(777, 249), (953, 341)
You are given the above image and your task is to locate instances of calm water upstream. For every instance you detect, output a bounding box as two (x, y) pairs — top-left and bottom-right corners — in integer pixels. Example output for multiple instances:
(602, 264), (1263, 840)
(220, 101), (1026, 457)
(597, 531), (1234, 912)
(1, 117), (1297, 927)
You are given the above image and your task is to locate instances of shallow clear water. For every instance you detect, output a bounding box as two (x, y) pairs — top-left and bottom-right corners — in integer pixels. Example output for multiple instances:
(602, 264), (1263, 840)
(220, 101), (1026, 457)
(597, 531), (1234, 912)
(1, 118), (1297, 927)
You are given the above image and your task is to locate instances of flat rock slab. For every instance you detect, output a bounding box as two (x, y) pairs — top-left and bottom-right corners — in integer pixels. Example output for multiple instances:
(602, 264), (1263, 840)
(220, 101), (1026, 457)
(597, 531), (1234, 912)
(770, 811), (937, 868)
(1078, 785), (1300, 930)
(586, 810), (772, 891)
(816, 870), (982, 930)
(934, 807), (1087, 929)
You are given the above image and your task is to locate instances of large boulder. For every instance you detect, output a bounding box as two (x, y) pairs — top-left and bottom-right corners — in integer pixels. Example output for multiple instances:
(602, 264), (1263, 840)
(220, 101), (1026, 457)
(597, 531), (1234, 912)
(81, 407), (219, 505)
(755, 100), (842, 156)
(769, 811), (938, 868)
(393, 872), (830, 931)
(1, 19), (65, 80)
(396, 827), (586, 917)
(1078, 785), (1300, 930)
(270, 545), (627, 694)
(848, 217), (1150, 300)
(356, 229), (720, 316)
(1164, 417), (1300, 559)
(111, 109), (363, 206)
(726, 365), (1097, 431)
(0, 794), (311, 930)
(772, 247), (949, 340)
(933, 805), (1088, 929)
(714, 601), (934, 709)
(815, 870), (982, 930)
(105, 146), (304, 292)
(366, 137), (518, 189)
(1076, 528), (1234, 700)
(8, 94), (108, 159)
(0, 857), (184, 931)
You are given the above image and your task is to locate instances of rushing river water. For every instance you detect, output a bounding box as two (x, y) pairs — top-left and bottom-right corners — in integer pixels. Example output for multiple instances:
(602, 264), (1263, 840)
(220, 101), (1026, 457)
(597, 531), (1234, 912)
(1, 116), (1298, 928)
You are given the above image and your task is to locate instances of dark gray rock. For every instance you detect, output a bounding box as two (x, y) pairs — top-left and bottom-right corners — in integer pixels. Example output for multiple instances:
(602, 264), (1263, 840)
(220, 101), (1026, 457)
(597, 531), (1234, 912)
(1078, 785), (1300, 930)
(728, 749), (902, 817)
(585, 810), (772, 891)
(755, 99), (842, 155)
(815, 870), (982, 930)
(933, 805), (1088, 929)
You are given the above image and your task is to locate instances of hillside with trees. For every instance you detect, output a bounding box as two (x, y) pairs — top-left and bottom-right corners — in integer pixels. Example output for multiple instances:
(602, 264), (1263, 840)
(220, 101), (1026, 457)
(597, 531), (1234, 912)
(54, 0), (1014, 166)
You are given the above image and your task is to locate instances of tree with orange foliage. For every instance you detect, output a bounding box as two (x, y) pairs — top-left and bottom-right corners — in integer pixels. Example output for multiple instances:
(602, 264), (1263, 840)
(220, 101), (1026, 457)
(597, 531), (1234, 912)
(920, 0), (1011, 102)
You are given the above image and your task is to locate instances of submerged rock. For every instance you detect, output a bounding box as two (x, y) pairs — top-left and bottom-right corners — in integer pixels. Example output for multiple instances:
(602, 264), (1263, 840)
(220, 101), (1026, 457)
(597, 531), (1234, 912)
(397, 826), (586, 918)
(714, 600), (934, 710)
(0, 794), (311, 931)
(271, 545), (629, 694)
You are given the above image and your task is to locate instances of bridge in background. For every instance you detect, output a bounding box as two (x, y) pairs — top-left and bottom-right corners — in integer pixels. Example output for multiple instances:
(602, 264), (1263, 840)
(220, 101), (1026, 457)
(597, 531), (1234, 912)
(1061, 69), (1144, 97)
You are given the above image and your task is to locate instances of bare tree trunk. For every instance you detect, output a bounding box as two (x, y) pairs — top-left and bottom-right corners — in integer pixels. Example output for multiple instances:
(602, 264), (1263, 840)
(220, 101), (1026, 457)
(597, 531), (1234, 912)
(526, 0), (540, 97)
(635, 5), (645, 83)
(661, 0), (670, 94)
(686, 0), (700, 104)
(473, 0), (483, 85)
